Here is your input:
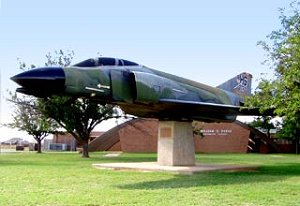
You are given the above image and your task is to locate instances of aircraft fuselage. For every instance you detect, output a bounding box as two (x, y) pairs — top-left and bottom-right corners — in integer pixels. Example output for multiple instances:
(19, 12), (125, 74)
(11, 57), (252, 122)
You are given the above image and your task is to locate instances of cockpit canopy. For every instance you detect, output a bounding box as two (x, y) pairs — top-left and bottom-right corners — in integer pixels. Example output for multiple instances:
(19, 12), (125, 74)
(73, 57), (139, 67)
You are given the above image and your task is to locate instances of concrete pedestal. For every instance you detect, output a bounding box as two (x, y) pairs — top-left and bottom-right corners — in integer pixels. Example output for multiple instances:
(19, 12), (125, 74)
(157, 121), (195, 166)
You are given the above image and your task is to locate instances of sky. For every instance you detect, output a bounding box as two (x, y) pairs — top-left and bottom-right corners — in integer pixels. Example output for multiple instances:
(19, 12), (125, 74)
(0, 0), (290, 141)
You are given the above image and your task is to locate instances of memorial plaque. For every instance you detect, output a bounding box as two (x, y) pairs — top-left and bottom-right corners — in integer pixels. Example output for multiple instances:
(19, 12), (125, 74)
(160, 127), (172, 138)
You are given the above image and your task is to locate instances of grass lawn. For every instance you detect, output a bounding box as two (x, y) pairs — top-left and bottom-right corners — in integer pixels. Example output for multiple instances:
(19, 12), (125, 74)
(0, 152), (299, 206)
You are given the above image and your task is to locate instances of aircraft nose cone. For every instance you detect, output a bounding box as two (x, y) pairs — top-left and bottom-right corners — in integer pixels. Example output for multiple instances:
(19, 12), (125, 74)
(11, 67), (65, 97)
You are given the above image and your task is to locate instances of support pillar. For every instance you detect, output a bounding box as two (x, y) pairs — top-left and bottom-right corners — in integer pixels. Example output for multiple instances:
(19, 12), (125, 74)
(157, 121), (195, 166)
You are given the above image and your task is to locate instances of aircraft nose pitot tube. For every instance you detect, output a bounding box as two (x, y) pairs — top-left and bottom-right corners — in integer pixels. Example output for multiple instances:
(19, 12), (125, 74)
(11, 67), (65, 97)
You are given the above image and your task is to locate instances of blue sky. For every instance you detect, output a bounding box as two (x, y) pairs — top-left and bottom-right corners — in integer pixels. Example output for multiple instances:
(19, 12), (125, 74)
(0, 0), (290, 141)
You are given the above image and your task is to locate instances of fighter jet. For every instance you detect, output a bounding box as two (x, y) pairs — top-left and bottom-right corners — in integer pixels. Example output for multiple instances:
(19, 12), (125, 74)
(11, 57), (257, 122)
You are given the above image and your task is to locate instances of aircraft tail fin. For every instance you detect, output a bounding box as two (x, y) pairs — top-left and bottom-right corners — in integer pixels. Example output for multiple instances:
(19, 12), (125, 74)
(217, 72), (252, 97)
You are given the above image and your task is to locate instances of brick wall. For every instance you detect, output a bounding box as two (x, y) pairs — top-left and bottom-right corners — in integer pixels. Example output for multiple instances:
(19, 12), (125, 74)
(194, 122), (250, 153)
(119, 119), (158, 152)
(109, 141), (122, 151)
(114, 119), (250, 153)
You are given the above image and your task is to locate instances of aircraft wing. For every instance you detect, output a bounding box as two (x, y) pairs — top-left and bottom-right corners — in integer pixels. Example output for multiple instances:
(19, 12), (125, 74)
(155, 99), (264, 122)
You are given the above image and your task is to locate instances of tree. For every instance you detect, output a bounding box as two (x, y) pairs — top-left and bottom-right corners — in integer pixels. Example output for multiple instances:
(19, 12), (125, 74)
(8, 95), (58, 153)
(10, 50), (121, 157)
(40, 50), (122, 157)
(246, 1), (300, 153)
(278, 119), (300, 154)
(248, 117), (276, 139)
(39, 97), (120, 157)
(7, 58), (59, 153)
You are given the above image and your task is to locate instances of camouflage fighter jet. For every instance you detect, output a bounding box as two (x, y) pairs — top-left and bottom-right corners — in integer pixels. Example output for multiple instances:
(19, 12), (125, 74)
(11, 57), (258, 122)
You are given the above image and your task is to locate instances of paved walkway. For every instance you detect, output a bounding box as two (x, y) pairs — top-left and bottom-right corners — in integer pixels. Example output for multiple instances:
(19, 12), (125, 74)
(93, 162), (258, 175)
(103, 152), (122, 157)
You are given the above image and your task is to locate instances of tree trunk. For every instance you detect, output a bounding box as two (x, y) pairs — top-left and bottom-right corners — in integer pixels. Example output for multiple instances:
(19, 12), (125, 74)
(36, 138), (42, 153)
(267, 129), (271, 139)
(81, 140), (90, 158)
(296, 137), (299, 155)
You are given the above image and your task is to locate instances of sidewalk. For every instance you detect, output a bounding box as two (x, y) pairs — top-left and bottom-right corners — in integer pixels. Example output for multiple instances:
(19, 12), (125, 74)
(93, 162), (258, 175)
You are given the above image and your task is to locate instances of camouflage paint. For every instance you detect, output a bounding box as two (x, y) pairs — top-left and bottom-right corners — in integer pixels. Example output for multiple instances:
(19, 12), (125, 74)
(11, 57), (254, 122)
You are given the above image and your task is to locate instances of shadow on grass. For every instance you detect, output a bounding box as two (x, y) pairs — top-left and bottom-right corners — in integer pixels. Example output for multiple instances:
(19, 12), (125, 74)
(0, 153), (157, 167)
(92, 153), (157, 163)
(118, 163), (300, 190)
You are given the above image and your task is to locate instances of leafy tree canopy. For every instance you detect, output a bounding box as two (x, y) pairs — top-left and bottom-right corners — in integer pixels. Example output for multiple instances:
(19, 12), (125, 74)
(246, 1), (300, 153)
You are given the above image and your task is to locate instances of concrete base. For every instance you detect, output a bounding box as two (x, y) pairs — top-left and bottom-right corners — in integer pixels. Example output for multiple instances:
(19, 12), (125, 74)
(157, 121), (195, 166)
(93, 162), (258, 175)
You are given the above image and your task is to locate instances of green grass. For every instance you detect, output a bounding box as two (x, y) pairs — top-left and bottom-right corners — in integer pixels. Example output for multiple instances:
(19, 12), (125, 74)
(0, 152), (299, 206)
